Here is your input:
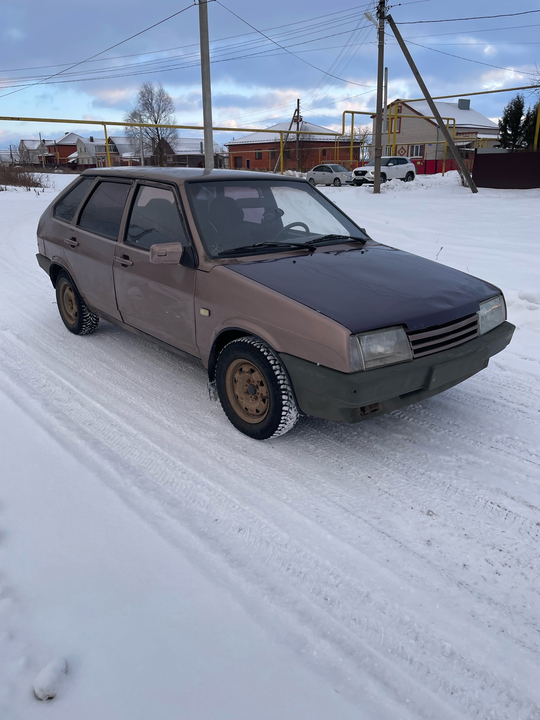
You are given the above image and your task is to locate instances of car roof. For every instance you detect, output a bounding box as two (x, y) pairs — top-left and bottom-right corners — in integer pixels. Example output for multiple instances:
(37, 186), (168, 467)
(81, 167), (307, 185)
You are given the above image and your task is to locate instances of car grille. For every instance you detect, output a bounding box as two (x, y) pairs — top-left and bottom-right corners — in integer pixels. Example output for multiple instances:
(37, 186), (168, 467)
(354, 170), (368, 176)
(407, 314), (479, 358)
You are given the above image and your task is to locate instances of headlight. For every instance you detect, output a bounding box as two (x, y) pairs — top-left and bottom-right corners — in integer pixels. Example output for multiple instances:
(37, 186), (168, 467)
(478, 294), (505, 335)
(350, 326), (413, 371)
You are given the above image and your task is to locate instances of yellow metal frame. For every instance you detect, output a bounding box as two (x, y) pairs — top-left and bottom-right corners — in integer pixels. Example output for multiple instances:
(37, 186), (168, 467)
(0, 114), (340, 173)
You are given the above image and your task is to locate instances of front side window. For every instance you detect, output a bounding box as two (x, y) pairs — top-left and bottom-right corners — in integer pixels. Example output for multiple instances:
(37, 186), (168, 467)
(187, 179), (364, 257)
(78, 181), (131, 240)
(366, 159), (390, 167)
(54, 177), (94, 222)
(125, 185), (187, 250)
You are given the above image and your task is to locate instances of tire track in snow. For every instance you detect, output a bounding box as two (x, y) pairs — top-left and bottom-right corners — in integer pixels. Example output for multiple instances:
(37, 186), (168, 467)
(1, 331), (540, 720)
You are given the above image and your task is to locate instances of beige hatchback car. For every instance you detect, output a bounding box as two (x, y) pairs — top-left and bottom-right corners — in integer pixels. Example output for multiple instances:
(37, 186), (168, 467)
(37, 167), (513, 439)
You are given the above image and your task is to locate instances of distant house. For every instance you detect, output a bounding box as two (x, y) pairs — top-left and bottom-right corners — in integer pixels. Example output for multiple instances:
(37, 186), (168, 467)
(152, 137), (226, 168)
(375, 98), (499, 174)
(19, 139), (45, 164)
(226, 120), (356, 172)
(0, 148), (20, 165)
(39, 132), (84, 165)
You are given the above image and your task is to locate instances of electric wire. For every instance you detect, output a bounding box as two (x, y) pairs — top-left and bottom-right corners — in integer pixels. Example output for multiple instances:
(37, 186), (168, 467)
(0, 2), (197, 100)
(405, 40), (537, 76)
(215, 0), (373, 88)
(397, 9), (540, 24)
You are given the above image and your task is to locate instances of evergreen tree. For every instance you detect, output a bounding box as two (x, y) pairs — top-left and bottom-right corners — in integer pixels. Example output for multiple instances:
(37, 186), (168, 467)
(522, 100), (539, 149)
(498, 94), (526, 151)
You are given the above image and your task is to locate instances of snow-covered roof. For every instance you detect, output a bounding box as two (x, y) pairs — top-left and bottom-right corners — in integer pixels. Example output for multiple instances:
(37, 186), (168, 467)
(405, 101), (498, 130)
(227, 120), (339, 146)
(169, 137), (223, 154)
(20, 139), (42, 150)
(109, 136), (139, 154)
(55, 132), (84, 146)
(67, 151), (79, 161)
(78, 138), (107, 156)
(0, 150), (20, 163)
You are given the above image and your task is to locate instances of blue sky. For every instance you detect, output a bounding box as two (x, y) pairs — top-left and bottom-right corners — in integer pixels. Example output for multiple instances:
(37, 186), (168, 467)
(0, 0), (538, 150)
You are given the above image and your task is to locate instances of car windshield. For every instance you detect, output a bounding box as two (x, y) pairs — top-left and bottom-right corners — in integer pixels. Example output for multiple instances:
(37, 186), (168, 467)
(328, 164), (348, 172)
(186, 179), (365, 258)
(365, 158), (391, 167)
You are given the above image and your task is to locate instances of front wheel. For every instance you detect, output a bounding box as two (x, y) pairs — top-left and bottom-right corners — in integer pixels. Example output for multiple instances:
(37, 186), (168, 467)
(56, 273), (99, 335)
(405, 172), (415, 182)
(333, 177), (342, 186)
(216, 337), (299, 440)
(380, 172), (387, 183)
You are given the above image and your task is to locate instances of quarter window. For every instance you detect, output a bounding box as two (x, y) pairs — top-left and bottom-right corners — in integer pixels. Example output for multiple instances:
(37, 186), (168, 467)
(125, 185), (187, 250)
(54, 177), (94, 222)
(78, 181), (131, 240)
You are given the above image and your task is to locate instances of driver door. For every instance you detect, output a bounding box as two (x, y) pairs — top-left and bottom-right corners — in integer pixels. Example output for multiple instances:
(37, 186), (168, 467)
(113, 182), (198, 355)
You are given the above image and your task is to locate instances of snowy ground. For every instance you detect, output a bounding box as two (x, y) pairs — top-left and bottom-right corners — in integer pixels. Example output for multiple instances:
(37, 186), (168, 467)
(1, 172), (539, 720)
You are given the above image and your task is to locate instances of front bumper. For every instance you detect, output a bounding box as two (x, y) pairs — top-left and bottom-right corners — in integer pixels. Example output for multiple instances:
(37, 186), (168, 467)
(279, 321), (514, 423)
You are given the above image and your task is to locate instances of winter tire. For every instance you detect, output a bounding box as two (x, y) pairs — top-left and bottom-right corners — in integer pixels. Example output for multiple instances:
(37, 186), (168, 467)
(380, 172), (387, 183)
(216, 337), (299, 440)
(308, 178), (316, 186)
(56, 273), (99, 335)
(333, 177), (342, 186)
(405, 172), (414, 182)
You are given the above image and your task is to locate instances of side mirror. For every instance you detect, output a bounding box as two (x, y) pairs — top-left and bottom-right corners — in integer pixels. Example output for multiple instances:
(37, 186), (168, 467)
(387, 162), (394, 166)
(150, 242), (183, 265)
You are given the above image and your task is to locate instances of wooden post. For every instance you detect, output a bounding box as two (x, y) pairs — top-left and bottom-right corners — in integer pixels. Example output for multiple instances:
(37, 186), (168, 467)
(386, 14), (478, 193)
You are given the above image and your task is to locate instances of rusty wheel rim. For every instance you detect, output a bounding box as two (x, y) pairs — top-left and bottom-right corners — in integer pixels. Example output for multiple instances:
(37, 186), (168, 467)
(61, 282), (78, 324)
(225, 358), (270, 424)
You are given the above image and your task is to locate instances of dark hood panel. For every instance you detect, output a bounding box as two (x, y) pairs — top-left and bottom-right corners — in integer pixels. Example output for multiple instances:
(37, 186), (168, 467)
(228, 244), (499, 333)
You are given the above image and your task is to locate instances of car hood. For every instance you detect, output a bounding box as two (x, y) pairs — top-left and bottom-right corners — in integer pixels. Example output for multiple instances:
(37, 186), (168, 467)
(227, 243), (500, 333)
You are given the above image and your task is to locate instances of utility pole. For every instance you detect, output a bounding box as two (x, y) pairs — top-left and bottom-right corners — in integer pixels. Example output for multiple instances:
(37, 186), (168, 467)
(386, 14), (478, 193)
(295, 98), (300, 172)
(139, 127), (145, 167)
(198, 0), (214, 171)
(373, 0), (386, 194)
(382, 66), (388, 158)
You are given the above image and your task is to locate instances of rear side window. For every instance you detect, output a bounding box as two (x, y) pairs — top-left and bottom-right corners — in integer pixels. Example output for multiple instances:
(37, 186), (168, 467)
(54, 177), (94, 222)
(125, 185), (187, 250)
(78, 181), (131, 240)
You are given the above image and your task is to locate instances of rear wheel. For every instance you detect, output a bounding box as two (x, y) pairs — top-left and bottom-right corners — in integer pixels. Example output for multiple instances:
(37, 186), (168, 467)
(216, 337), (299, 440)
(308, 177), (316, 186)
(333, 177), (342, 187)
(56, 273), (99, 335)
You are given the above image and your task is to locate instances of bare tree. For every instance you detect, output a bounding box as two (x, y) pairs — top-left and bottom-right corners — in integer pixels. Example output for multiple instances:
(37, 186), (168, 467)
(353, 124), (372, 163)
(124, 82), (178, 166)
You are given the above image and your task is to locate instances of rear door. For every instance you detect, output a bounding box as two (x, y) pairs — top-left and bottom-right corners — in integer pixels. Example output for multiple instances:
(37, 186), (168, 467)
(68, 178), (133, 320)
(113, 181), (197, 355)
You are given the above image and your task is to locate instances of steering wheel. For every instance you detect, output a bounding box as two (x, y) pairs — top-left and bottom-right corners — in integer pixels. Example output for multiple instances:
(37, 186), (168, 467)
(275, 221), (310, 242)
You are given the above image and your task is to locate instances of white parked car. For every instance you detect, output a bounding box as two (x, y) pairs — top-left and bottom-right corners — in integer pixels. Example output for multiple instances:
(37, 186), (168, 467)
(352, 156), (416, 185)
(306, 164), (353, 187)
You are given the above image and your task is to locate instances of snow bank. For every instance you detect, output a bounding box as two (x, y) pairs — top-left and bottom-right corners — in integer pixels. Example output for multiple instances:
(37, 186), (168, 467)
(33, 658), (68, 701)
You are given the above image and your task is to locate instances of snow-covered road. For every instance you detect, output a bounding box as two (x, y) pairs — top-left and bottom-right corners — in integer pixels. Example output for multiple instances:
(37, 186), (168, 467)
(1, 173), (539, 719)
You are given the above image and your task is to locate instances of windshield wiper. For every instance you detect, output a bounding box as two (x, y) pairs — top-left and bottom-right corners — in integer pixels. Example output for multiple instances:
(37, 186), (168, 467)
(307, 234), (368, 245)
(217, 241), (315, 257)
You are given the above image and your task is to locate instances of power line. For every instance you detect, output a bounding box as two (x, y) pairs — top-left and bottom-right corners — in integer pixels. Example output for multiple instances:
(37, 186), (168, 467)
(0, 2), (197, 100)
(0, 17), (375, 84)
(215, 0), (373, 88)
(397, 9), (540, 24)
(406, 40), (538, 76)
(403, 22), (540, 39)
(0, 3), (373, 74)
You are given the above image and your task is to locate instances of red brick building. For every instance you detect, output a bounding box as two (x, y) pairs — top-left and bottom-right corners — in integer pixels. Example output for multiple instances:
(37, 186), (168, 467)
(227, 120), (358, 172)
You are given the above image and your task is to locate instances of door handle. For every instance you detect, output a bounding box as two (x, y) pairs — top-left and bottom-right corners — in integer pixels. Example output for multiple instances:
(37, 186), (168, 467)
(64, 236), (79, 248)
(114, 255), (133, 267)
